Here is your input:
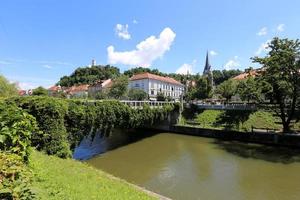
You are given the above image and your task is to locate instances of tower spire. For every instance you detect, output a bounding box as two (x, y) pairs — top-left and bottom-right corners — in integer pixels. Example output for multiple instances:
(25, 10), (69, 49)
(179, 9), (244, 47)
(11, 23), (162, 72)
(203, 51), (211, 75)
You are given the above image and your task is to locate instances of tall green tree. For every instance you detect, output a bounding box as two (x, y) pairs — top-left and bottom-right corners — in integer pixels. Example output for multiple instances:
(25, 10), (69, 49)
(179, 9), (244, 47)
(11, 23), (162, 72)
(216, 79), (238, 102)
(128, 89), (148, 100)
(108, 76), (129, 99)
(0, 75), (18, 97)
(57, 65), (120, 87)
(252, 37), (300, 132)
(32, 86), (48, 96)
(236, 77), (261, 103)
(194, 76), (213, 100)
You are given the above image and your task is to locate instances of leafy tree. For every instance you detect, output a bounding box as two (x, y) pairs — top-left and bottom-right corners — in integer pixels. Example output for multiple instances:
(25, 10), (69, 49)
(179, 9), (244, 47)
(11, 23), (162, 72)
(108, 76), (129, 99)
(32, 86), (48, 96)
(94, 90), (108, 100)
(216, 79), (238, 102)
(252, 37), (300, 132)
(128, 89), (148, 100)
(194, 76), (213, 99)
(212, 69), (242, 85)
(0, 75), (18, 97)
(57, 65), (120, 87)
(236, 77), (261, 102)
(156, 92), (166, 101)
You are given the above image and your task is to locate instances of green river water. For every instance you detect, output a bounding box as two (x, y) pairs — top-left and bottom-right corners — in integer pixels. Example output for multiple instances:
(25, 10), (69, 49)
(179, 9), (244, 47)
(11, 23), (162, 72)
(84, 132), (300, 200)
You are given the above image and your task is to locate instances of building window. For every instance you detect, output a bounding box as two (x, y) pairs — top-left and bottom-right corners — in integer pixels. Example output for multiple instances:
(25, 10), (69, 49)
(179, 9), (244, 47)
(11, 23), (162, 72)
(135, 83), (140, 87)
(151, 90), (154, 95)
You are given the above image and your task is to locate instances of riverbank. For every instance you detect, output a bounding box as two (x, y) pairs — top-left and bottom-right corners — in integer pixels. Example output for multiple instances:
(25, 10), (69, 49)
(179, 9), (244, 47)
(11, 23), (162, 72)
(30, 150), (158, 200)
(165, 125), (300, 148)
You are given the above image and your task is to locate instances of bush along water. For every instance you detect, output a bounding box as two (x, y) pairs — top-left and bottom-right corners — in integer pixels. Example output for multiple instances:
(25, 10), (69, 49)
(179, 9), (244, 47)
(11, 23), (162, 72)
(0, 101), (37, 199)
(7, 96), (177, 158)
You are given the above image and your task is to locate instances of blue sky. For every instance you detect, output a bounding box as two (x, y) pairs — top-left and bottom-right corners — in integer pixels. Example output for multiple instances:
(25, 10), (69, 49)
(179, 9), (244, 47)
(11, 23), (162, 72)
(0, 0), (299, 89)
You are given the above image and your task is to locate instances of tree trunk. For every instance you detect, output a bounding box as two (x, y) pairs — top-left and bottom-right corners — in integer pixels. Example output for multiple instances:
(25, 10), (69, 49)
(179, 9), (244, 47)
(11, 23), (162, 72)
(282, 121), (290, 133)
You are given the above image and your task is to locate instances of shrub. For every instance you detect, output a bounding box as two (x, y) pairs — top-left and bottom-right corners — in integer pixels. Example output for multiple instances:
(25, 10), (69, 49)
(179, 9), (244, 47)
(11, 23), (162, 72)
(0, 153), (35, 200)
(0, 101), (38, 161)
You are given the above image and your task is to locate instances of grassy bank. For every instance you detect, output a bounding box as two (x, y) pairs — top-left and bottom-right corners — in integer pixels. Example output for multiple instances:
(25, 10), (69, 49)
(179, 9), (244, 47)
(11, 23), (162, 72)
(184, 110), (283, 132)
(30, 150), (156, 200)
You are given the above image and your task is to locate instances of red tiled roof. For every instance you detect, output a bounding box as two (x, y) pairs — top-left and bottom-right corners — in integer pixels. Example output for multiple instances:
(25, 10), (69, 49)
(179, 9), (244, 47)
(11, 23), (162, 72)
(66, 84), (89, 93)
(48, 85), (61, 91)
(18, 90), (26, 96)
(232, 70), (258, 80)
(130, 72), (183, 86)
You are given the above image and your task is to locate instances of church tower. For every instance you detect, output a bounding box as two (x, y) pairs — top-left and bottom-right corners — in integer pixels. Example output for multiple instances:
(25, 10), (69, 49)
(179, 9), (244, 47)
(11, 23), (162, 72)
(203, 51), (212, 75)
(203, 51), (214, 87)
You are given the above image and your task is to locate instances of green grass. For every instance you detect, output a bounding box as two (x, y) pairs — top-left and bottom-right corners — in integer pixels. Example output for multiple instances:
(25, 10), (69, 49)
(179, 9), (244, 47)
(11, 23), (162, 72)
(193, 110), (281, 132)
(30, 150), (156, 200)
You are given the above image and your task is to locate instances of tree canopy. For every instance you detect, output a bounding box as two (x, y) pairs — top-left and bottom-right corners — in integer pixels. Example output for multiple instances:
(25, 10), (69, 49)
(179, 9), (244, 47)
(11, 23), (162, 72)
(128, 88), (148, 100)
(108, 75), (129, 99)
(252, 37), (300, 132)
(57, 65), (120, 87)
(0, 75), (18, 97)
(216, 79), (238, 102)
(32, 86), (48, 96)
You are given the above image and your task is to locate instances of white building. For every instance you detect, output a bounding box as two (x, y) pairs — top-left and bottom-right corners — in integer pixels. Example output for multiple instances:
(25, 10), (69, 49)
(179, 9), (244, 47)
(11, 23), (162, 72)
(129, 72), (184, 100)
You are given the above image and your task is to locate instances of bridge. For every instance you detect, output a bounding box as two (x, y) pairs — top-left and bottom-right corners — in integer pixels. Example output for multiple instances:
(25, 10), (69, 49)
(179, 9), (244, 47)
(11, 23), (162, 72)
(191, 103), (257, 111)
(120, 100), (175, 109)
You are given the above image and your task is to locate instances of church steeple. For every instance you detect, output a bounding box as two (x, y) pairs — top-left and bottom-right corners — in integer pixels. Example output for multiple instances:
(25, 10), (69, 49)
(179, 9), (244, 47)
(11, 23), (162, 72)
(203, 51), (211, 75)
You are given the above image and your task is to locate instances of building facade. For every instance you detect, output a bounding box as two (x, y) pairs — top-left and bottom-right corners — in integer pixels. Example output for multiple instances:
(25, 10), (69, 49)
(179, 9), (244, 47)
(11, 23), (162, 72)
(129, 72), (184, 100)
(88, 79), (112, 97)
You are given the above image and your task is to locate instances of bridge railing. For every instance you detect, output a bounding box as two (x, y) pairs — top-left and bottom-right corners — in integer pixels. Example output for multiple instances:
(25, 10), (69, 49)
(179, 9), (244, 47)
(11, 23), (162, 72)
(120, 100), (174, 108)
(194, 103), (257, 110)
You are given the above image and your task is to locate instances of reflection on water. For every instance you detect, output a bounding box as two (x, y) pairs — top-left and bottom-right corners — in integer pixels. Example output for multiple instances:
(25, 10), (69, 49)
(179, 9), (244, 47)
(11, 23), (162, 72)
(73, 129), (156, 160)
(83, 132), (300, 200)
(214, 140), (300, 164)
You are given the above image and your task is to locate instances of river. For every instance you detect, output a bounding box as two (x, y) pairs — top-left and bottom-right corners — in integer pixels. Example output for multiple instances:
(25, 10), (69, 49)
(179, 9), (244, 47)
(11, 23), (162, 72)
(74, 130), (300, 200)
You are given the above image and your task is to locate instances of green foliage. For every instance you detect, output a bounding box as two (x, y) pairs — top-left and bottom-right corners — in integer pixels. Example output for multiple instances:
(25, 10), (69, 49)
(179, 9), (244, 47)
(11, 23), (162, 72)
(194, 109), (280, 132)
(196, 110), (223, 128)
(212, 69), (242, 85)
(156, 92), (166, 101)
(194, 76), (213, 99)
(128, 89), (148, 100)
(8, 97), (176, 158)
(0, 75), (18, 97)
(57, 65), (120, 87)
(0, 153), (35, 200)
(94, 90), (108, 100)
(216, 79), (238, 101)
(32, 86), (48, 96)
(10, 97), (72, 158)
(0, 101), (38, 161)
(237, 77), (261, 102)
(252, 37), (300, 132)
(242, 111), (281, 132)
(108, 76), (129, 99)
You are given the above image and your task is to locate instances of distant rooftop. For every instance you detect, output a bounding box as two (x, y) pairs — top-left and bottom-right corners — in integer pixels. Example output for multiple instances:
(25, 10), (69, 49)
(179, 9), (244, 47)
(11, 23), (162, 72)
(130, 72), (183, 86)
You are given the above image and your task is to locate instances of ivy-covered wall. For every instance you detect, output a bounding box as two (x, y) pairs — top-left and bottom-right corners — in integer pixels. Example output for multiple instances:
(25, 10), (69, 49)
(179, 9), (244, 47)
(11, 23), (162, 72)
(5, 97), (177, 158)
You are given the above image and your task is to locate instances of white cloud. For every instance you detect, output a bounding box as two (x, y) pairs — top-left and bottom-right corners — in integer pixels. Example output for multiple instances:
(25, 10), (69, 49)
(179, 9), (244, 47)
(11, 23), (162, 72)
(276, 24), (285, 32)
(255, 39), (271, 55)
(0, 60), (12, 65)
(224, 56), (240, 70)
(115, 24), (131, 40)
(42, 64), (52, 69)
(133, 19), (138, 24)
(257, 27), (267, 36)
(176, 60), (196, 75)
(17, 82), (39, 90)
(108, 27), (176, 67)
(209, 50), (218, 56)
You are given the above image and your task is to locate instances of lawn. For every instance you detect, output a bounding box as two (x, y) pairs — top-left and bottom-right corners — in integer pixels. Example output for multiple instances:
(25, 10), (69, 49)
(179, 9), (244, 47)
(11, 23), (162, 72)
(30, 150), (157, 200)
